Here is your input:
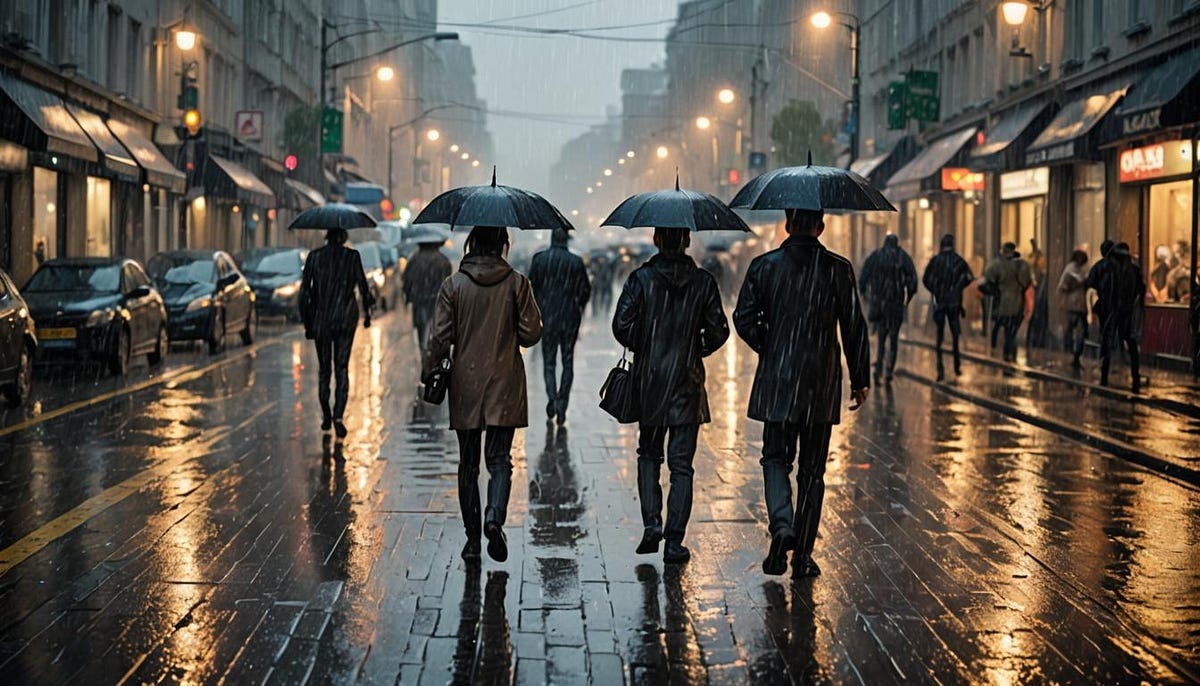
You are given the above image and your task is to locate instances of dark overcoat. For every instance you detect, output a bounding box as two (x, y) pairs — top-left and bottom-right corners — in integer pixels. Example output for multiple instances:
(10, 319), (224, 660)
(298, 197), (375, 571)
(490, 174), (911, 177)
(922, 249), (975, 312)
(299, 243), (373, 340)
(859, 239), (918, 321)
(528, 245), (591, 333)
(403, 246), (452, 309)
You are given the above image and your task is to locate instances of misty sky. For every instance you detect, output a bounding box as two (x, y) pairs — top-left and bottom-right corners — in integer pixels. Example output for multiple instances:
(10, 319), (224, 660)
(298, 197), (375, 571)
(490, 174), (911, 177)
(439, 0), (681, 192)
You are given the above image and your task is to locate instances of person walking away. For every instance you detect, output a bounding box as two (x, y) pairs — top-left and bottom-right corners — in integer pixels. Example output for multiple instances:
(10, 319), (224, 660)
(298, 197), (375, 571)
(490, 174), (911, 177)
(528, 228), (591, 424)
(589, 252), (615, 313)
(733, 210), (870, 578)
(1090, 242), (1145, 391)
(423, 227), (543, 562)
(403, 241), (452, 354)
(858, 234), (917, 384)
(1058, 249), (1090, 368)
(983, 242), (1032, 362)
(300, 228), (374, 439)
(613, 227), (728, 565)
(922, 234), (974, 381)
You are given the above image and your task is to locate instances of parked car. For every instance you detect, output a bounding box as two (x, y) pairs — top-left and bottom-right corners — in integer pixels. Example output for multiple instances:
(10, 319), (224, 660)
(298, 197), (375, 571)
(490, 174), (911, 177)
(0, 268), (36, 406)
(236, 247), (307, 321)
(355, 241), (400, 312)
(147, 250), (256, 353)
(23, 257), (167, 375)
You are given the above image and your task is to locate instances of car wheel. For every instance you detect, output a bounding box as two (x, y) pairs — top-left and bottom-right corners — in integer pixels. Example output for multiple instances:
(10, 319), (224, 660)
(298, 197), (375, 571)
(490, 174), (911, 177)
(4, 344), (32, 408)
(109, 327), (131, 376)
(240, 308), (256, 346)
(148, 325), (168, 365)
(208, 310), (225, 354)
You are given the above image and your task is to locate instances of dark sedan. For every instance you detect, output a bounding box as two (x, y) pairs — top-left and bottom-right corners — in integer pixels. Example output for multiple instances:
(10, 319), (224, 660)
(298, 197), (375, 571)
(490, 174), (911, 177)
(147, 250), (256, 353)
(0, 268), (36, 406)
(235, 247), (307, 321)
(23, 257), (167, 375)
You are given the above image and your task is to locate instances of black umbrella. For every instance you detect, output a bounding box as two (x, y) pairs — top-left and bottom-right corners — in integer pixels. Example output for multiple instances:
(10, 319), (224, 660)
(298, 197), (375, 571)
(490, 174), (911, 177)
(288, 203), (378, 230)
(402, 223), (453, 245)
(413, 167), (573, 231)
(602, 174), (751, 232)
(729, 153), (896, 212)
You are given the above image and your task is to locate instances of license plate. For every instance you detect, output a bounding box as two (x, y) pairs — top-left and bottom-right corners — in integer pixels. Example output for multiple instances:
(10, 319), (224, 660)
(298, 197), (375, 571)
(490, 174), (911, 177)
(38, 327), (77, 340)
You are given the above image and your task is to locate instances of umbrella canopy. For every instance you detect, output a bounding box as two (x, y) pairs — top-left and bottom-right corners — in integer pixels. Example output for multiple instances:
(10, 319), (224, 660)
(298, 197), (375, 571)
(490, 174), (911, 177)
(288, 203), (378, 230)
(602, 175), (751, 232)
(729, 154), (895, 212)
(412, 167), (574, 232)
(402, 223), (453, 245)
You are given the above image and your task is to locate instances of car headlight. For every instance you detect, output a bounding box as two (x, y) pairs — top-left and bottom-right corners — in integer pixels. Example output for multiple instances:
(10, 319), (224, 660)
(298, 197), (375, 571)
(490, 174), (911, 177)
(186, 297), (213, 312)
(273, 283), (298, 299)
(371, 271), (385, 287)
(85, 308), (116, 327)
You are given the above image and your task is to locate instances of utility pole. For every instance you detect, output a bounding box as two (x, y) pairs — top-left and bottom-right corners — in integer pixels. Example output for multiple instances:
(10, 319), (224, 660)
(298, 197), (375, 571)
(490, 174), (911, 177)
(850, 21), (861, 162)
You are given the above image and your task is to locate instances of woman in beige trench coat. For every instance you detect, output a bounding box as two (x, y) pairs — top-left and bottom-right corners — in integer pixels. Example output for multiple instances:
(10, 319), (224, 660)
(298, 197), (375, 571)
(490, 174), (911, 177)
(423, 226), (542, 563)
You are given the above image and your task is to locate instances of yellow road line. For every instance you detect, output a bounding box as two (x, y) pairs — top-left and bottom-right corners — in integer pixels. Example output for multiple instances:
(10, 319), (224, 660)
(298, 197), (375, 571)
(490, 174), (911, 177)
(0, 401), (278, 576)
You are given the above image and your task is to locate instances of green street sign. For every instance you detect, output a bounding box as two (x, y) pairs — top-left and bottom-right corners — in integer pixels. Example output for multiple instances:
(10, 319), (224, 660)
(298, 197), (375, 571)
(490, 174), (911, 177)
(905, 70), (940, 123)
(887, 81), (907, 130)
(320, 107), (343, 154)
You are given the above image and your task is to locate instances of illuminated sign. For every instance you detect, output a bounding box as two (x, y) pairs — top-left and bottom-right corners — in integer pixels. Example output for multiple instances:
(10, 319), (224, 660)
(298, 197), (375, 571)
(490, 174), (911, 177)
(941, 167), (985, 192)
(1000, 167), (1050, 199)
(1118, 140), (1194, 183)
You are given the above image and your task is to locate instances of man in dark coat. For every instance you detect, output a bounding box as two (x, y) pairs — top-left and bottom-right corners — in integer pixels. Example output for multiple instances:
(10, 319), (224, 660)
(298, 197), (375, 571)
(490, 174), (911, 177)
(858, 234), (917, 383)
(299, 228), (374, 438)
(1089, 241), (1145, 391)
(529, 228), (591, 424)
(922, 233), (974, 380)
(403, 242), (452, 354)
(613, 227), (728, 565)
(734, 209), (870, 578)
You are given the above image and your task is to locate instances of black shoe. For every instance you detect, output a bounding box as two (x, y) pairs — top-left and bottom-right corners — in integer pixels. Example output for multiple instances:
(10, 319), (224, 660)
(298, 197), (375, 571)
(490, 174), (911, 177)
(762, 528), (796, 576)
(1131, 379), (1142, 394)
(791, 556), (821, 578)
(462, 539), (481, 562)
(546, 400), (556, 421)
(636, 528), (662, 555)
(484, 521), (508, 562)
(1071, 357), (1082, 370)
(321, 417), (332, 432)
(663, 541), (690, 564)
(936, 366), (945, 382)
(1099, 375), (1109, 388)
(334, 421), (348, 439)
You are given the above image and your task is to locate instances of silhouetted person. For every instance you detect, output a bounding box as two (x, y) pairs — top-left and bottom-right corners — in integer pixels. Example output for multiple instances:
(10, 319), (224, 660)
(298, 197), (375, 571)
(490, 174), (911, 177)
(589, 252), (615, 313)
(984, 242), (1032, 363)
(528, 227), (590, 424)
(859, 234), (917, 383)
(733, 209), (870, 578)
(922, 233), (974, 380)
(1058, 249), (1090, 368)
(613, 227), (728, 565)
(424, 227), (543, 563)
(299, 228), (373, 439)
(403, 242), (452, 353)
(1089, 242), (1145, 391)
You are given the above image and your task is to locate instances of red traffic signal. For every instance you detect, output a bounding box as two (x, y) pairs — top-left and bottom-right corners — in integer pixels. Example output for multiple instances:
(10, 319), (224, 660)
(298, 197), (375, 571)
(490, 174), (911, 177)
(284, 154), (298, 171)
(727, 168), (741, 185)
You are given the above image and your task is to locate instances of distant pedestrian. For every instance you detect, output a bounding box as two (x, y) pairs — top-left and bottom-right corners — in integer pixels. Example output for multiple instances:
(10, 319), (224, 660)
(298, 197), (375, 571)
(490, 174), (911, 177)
(423, 227), (543, 563)
(613, 227), (728, 565)
(922, 233), (974, 380)
(299, 228), (374, 439)
(983, 242), (1032, 362)
(1026, 239), (1050, 349)
(1057, 249), (1090, 368)
(733, 209), (870, 578)
(529, 228), (591, 424)
(403, 242), (452, 353)
(858, 234), (917, 384)
(589, 251), (616, 313)
(1089, 241), (1145, 391)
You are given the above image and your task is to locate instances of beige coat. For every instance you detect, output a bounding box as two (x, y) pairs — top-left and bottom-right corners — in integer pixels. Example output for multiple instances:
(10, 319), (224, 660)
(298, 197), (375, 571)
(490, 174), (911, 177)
(423, 255), (542, 430)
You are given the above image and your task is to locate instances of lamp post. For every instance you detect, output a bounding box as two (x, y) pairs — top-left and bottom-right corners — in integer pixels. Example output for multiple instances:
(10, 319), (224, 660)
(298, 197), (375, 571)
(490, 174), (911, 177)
(811, 10), (861, 162)
(386, 111), (457, 205)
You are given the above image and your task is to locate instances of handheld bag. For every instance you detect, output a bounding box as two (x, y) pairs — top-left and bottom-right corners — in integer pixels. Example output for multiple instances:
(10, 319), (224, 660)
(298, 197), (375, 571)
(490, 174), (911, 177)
(599, 349), (639, 423)
(424, 358), (451, 405)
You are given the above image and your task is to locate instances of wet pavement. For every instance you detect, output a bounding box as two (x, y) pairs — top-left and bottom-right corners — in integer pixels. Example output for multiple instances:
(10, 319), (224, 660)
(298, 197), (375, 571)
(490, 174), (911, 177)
(0, 305), (1198, 684)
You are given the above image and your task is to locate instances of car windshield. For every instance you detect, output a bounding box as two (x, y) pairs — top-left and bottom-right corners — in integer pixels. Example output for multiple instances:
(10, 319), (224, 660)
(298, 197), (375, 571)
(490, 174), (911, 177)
(357, 244), (382, 270)
(25, 264), (121, 294)
(147, 256), (216, 286)
(240, 251), (302, 276)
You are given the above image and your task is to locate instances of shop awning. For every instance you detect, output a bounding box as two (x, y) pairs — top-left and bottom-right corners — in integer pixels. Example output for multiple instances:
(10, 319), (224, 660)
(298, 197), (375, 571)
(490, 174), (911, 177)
(204, 155), (275, 207)
(65, 104), (139, 182)
(105, 119), (186, 194)
(0, 68), (97, 162)
(886, 127), (977, 199)
(285, 178), (326, 209)
(1111, 50), (1200, 138)
(1025, 82), (1129, 165)
(851, 153), (889, 179)
(970, 100), (1056, 169)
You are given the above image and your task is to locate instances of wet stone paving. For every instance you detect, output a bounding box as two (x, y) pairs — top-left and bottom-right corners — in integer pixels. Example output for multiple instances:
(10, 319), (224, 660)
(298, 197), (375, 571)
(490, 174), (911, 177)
(0, 307), (1198, 685)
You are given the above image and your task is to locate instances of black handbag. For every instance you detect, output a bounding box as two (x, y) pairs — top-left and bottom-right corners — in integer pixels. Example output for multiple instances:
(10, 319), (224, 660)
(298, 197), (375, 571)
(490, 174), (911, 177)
(423, 358), (451, 405)
(599, 349), (639, 423)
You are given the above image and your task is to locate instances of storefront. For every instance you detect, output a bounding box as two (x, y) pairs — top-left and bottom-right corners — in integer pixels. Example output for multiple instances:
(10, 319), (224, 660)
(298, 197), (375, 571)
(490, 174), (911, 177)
(105, 118), (187, 260)
(999, 167), (1049, 262)
(193, 153), (275, 252)
(66, 104), (141, 258)
(848, 135), (917, 266)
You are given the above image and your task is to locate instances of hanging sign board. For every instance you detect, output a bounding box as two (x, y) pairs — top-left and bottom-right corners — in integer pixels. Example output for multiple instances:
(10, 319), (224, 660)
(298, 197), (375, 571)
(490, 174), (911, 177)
(941, 168), (985, 192)
(1118, 140), (1195, 183)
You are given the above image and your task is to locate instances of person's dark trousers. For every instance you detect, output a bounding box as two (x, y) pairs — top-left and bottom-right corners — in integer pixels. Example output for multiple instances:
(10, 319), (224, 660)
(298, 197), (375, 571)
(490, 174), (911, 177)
(541, 327), (579, 418)
(760, 421), (834, 561)
(636, 423), (699, 543)
(1099, 316), (1140, 387)
(933, 308), (962, 374)
(413, 302), (435, 353)
(315, 331), (355, 422)
(1066, 310), (1088, 363)
(994, 315), (1022, 361)
(456, 427), (516, 541)
(874, 314), (902, 379)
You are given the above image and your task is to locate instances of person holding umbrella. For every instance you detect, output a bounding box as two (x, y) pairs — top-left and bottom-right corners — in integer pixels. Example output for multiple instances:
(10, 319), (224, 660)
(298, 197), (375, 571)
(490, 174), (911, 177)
(292, 204), (378, 439)
(402, 225), (453, 354)
(729, 158), (883, 577)
(603, 176), (738, 564)
(528, 227), (591, 424)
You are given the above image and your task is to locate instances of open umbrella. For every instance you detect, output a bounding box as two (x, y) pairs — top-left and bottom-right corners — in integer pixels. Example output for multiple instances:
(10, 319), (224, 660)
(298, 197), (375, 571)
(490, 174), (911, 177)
(729, 153), (895, 212)
(402, 223), (453, 245)
(413, 167), (573, 231)
(289, 203), (378, 230)
(602, 174), (751, 232)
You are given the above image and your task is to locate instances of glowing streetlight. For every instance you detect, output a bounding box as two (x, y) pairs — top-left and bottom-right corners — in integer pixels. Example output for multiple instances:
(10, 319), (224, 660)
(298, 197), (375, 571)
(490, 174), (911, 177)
(656, 145), (669, 159)
(586, 186), (594, 194)
(603, 168), (613, 176)
(1002, 1), (1030, 25)
(461, 152), (470, 160)
(450, 144), (460, 153)
(175, 28), (197, 51)
(425, 128), (440, 142)
(810, 11), (833, 29)
(472, 159), (480, 167)
(626, 150), (636, 158)
(717, 88), (736, 105)
(376, 66), (395, 82)
(571, 209), (579, 216)
(695, 116), (712, 131)
(595, 180), (603, 187)
(618, 158), (626, 165)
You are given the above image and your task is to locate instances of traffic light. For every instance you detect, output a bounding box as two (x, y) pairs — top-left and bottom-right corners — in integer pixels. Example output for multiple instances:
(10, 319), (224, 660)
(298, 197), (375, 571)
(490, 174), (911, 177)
(726, 168), (741, 185)
(182, 108), (202, 138)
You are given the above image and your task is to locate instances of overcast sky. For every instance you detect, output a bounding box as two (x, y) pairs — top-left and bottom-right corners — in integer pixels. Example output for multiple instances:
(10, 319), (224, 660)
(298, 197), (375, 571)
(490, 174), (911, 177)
(439, 0), (681, 191)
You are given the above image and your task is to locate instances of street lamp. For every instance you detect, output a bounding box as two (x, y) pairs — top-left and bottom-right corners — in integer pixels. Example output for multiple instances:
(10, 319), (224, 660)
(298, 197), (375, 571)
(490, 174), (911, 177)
(717, 88), (736, 105)
(810, 9), (861, 162)
(695, 116), (712, 131)
(375, 65), (395, 82)
(426, 128), (441, 142)
(656, 145), (669, 159)
(175, 27), (197, 51)
(603, 168), (613, 176)
(449, 144), (460, 153)
(461, 152), (470, 160)
(1002, 1), (1030, 25)
(810, 11), (833, 29)
(626, 150), (636, 158)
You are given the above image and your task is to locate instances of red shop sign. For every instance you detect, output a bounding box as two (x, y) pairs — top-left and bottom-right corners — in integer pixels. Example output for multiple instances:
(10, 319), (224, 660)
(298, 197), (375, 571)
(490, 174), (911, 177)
(941, 167), (985, 192)
(1119, 143), (1165, 182)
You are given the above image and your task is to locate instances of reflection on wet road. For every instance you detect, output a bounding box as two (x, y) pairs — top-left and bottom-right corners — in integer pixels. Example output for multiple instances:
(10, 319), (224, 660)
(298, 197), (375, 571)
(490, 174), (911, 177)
(0, 308), (1196, 684)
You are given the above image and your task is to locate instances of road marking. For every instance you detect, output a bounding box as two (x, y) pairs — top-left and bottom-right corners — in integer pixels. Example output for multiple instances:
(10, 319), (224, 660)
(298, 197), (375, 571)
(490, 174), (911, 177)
(0, 401), (278, 576)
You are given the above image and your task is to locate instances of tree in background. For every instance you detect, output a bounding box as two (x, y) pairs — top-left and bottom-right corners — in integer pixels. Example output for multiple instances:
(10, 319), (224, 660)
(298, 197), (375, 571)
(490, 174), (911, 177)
(770, 100), (836, 167)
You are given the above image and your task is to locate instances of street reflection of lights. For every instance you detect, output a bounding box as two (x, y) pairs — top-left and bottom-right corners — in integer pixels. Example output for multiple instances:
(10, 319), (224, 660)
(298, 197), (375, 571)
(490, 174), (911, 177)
(604, 168), (613, 176)
(810, 11), (833, 29)
(695, 116), (712, 130)
(656, 145), (669, 159)
(450, 144), (460, 153)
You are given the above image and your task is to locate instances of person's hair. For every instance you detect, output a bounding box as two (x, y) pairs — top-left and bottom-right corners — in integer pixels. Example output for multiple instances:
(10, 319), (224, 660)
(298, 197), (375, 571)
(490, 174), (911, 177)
(326, 228), (348, 245)
(1100, 239), (1114, 257)
(1001, 241), (1017, 254)
(785, 209), (824, 236)
(1071, 249), (1087, 264)
(940, 233), (955, 250)
(653, 227), (690, 254)
(465, 226), (509, 257)
(551, 227), (571, 246)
